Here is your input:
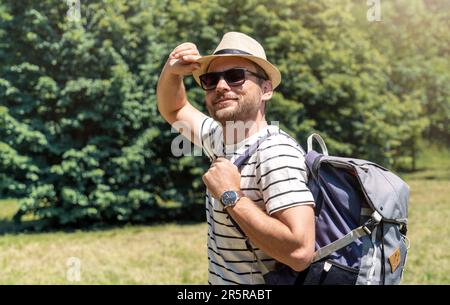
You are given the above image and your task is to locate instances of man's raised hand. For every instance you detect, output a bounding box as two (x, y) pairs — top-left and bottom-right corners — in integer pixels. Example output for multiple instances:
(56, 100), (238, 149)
(166, 42), (201, 76)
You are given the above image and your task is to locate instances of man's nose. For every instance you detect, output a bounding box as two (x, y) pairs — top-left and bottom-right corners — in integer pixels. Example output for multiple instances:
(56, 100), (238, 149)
(215, 77), (230, 92)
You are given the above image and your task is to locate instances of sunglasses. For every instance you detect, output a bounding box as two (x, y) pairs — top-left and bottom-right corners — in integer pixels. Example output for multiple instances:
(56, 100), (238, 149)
(199, 68), (267, 91)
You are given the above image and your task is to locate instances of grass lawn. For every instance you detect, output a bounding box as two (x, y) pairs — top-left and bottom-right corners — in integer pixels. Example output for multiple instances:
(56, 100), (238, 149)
(398, 144), (450, 284)
(0, 218), (208, 284)
(0, 143), (449, 284)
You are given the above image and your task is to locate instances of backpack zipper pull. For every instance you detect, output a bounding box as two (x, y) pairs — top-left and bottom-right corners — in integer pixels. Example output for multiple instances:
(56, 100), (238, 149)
(324, 261), (332, 272)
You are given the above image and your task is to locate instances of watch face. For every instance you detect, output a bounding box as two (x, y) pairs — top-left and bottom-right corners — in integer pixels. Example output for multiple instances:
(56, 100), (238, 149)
(221, 191), (238, 206)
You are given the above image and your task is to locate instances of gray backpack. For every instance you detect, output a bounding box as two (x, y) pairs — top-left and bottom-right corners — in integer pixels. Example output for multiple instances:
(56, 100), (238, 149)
(299, 133), (410, 285)
(234, 132), (410, 285)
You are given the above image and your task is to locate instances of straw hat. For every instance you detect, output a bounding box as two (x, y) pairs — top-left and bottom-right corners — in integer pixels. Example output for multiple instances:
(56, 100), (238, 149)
(192, 32), (281, 89)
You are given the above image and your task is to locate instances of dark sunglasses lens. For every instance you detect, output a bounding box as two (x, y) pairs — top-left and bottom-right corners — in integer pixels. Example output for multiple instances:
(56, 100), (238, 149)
(201, 73), (221, 90)
(200, 69), (246, 90)
(224, 69), (246, 85)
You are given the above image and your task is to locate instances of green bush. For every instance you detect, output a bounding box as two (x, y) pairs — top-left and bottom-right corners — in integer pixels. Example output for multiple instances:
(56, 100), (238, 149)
(0, 0), (447, 229)
(0, 0), (207, 228)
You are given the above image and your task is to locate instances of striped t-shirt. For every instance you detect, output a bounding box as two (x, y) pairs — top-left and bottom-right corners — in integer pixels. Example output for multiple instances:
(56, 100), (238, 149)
(199, 117), (315, 285)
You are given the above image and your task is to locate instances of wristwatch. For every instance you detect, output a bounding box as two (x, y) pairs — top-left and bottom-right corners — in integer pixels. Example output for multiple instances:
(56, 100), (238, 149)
(220, 190), (245, 210)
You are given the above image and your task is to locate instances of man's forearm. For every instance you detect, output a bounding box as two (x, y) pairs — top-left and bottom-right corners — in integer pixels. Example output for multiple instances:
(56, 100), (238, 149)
(226, 198), (313, 271)
(156, 65), (188, 122)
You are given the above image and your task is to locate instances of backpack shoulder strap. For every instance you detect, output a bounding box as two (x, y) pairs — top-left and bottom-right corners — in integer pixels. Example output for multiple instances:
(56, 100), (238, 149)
(228, 129), (278, 275)
(233, 130), (277, 168)
(312, 211), (383, 263)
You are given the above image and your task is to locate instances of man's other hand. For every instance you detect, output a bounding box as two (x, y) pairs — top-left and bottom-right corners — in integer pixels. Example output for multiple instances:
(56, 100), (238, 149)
(202, 157), (241, 199)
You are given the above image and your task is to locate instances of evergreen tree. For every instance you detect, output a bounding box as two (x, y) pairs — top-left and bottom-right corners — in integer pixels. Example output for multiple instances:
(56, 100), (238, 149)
(0, 0), (446, 229)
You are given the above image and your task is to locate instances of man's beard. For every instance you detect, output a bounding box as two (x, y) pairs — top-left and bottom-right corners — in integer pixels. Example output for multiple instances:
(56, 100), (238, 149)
(207, 93), (259, 125)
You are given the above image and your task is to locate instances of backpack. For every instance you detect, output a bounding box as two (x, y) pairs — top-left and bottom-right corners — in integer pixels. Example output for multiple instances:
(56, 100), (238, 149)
(233, 132), (410, 285)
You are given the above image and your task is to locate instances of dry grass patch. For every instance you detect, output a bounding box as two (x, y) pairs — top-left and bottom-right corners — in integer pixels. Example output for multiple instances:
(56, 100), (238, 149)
(0, 223), (208, 284)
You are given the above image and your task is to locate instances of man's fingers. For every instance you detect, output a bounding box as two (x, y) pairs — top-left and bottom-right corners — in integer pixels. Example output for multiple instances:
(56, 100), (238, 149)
(172, 50), (195, 59)
(173, 42), (196, 51)
(214, 157), (228, 163)
(172, 43), (198, 55)
(168, 42), (202, 73)
(174, 49), (200, 58)
(173, 51), (201, 62)
(181, 55), (202, 62)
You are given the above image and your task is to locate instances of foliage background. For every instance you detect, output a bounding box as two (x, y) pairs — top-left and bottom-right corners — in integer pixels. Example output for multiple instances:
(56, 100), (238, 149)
(0, 0), (449, 229)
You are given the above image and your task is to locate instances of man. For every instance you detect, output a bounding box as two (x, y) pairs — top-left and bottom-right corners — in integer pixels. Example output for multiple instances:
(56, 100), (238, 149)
(157, 32), (315, 285)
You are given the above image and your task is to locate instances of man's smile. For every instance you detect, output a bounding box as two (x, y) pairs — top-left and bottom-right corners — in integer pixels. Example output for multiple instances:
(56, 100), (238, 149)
(213, 96), (238, 108)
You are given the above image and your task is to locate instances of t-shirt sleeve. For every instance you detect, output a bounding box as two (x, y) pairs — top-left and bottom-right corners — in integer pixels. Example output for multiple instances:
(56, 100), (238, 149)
(198, 116), (222, 161)
(256, 136), (315, 215)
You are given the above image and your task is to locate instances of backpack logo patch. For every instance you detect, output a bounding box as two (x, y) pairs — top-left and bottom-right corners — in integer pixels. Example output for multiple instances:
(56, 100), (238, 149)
(388, 247), (401, 273)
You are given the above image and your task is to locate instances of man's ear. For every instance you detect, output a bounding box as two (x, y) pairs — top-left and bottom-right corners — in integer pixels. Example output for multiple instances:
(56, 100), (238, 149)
(261, 80), (273, 101)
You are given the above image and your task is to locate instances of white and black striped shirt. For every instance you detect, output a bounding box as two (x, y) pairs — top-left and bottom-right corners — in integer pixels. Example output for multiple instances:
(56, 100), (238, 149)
(199, 117), (315, 285)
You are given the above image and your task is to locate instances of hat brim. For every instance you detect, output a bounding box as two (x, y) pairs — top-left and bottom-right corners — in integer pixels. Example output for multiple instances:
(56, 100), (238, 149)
(192, 54), (281, 89)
